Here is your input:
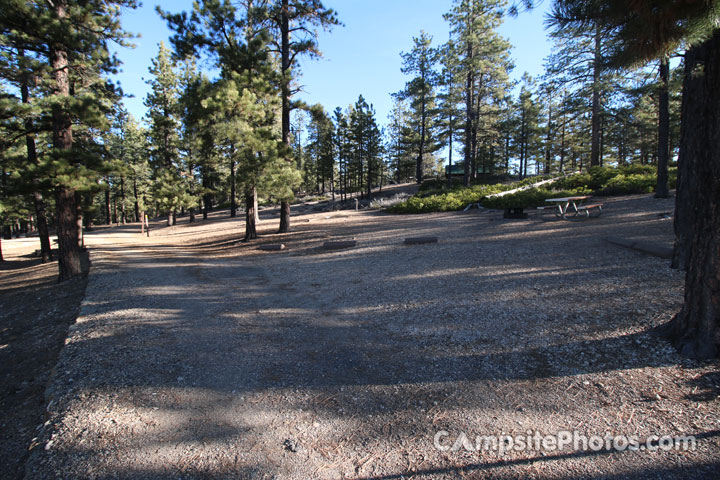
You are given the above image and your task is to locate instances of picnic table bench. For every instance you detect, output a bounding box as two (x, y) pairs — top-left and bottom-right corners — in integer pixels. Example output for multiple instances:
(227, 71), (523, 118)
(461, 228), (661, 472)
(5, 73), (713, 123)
(538, 196), (603, 220)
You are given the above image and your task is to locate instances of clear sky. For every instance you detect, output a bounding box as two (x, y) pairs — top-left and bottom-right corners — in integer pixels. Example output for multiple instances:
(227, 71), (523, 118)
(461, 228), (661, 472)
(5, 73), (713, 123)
(110, 0), (553, 128)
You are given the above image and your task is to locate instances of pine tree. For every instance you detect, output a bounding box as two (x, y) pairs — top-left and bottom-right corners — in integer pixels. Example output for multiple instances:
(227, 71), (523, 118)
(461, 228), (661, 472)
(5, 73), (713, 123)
(545, 0), (720, 357)
(333, 107), (351, 201)
(145, 42), (185, 226)
(515, 73), (542, 178)
(348, 96), (383, 197)
(176, 59), (207, 223)
(545, 8), (630, 168)
(386, 98), (417, 183)
(444, 0), (513, 186)
(117, 113), (150, 223)
(203, 73), (282, 241)
(162, 0), (282, 239)
(264, 0), (339, 233)
(436, 40), (464, 186)
(0, 0), (137, 281)
(396, 31), (441, 184)
(306, 105), (336, 195)
(13, 49), (53, 261)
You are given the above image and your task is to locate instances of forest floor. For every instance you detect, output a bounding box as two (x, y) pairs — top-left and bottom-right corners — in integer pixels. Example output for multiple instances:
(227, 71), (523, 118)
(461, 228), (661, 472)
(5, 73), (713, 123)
(7, 187), (720, 479)
(0, 251), (87, 480)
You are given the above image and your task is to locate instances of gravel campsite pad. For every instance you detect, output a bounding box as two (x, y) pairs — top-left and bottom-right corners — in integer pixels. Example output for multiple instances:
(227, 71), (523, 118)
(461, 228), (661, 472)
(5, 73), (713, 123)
(22, 193), (720, 479)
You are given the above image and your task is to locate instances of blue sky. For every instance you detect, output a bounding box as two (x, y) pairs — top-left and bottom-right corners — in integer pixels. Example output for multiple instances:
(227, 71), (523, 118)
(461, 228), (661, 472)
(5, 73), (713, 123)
(111, 0), (553, 128)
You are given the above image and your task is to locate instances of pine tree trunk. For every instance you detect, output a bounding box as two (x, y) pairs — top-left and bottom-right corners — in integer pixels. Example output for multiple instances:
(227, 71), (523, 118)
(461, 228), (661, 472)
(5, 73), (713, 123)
(463, 42), (473, 188)
(133, 179), (140, 223)
(417, 85), (426, 184)
(55, 187), (81, 281)
(331, 164), (336, 201)
(448, 120), (455, 188)
(279, 201), (290, 233)
(544, 104), (552, 174)
(590, 24), (602, 166)
(244, 187), (258, 241)
(230, 158), (237, 218)
(367, 154), (373, 197)
(656, 55), (671, 199)
(504, 135), (509, 174)
(105, 181), (111, 225)
(560, 122), (566, 173)
(0, 235), (3, 262)
(33, 193), (52, 262)
(120, 176), (127, 223)
(519, 107), (526, 179)
(664, 30), (720, 358)
(202, 169), (210, 220)
(83, 194), (93, 231)
(51, 1), (82, 282)
(278, 0), (292, 233)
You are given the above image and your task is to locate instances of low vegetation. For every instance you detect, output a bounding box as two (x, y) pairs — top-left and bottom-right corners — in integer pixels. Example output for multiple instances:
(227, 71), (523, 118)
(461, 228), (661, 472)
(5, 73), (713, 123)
(387, 166), (677, 214)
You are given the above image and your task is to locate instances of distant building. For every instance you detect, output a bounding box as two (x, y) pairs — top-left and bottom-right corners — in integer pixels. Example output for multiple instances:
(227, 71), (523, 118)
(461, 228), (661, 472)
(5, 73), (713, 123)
(445, 161), (492, 177)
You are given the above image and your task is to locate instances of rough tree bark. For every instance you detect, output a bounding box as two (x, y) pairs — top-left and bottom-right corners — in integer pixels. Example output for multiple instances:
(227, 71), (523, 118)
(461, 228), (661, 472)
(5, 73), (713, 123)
(202, 171), (212, 220)
(51, 1), (82, 281)
(244, 187), (258, 241)
(463, 41), (474, 187)
(590, 24), (602, 166)
(544, 102), (552, 174)
(119, 176), (126, 223)
(559, 119), (566, 173)
(417, 79), (426, 184)
(105, 178), (111, 225)
(665, 30), (720, 359)
(447, 112), (455, 189)
(655, 55), (671, 199)
(230, 158), (237, 218)
(133, 178), (140, 222)
(278, 0), (292, 233)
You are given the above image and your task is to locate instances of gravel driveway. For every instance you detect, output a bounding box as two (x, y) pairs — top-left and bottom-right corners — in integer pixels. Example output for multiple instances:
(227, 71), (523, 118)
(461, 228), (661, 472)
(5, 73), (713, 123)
(24, 194), (720, 479)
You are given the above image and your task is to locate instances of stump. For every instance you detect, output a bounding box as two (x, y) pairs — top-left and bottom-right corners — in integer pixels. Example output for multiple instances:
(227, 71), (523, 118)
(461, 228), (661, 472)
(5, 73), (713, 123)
(503, 208), (528, 219)
(322, 240), (357, 250)
(404, 236), (438, 245)
(258, 244), (286, 251)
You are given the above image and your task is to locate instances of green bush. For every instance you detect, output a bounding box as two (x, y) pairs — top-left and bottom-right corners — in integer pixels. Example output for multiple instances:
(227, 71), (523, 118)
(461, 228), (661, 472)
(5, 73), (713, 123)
(597, 173), (656, 196)
(669, 167), (678, 189)
(387, 165), (676, 214)
(553, 173), (594, 191)
(620, 164), (656, 175)
(480, 187), (587, 210)
(554, 165), (676, 196)
(388, 182), (516, 214)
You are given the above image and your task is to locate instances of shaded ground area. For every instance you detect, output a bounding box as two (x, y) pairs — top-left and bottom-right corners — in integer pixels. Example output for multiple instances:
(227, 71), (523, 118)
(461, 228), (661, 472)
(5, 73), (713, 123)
(0, 258), (87, 480)
(14, 193), (720, 478)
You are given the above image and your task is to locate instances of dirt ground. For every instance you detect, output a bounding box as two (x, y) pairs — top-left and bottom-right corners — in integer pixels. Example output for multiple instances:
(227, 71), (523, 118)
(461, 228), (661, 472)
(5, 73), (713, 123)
(0, 256), (87, 480)
(4, 189), (720, 479)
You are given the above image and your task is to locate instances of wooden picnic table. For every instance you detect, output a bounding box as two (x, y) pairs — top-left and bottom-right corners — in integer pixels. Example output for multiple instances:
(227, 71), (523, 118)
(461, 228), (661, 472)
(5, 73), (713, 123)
(541, 196), (603, 220)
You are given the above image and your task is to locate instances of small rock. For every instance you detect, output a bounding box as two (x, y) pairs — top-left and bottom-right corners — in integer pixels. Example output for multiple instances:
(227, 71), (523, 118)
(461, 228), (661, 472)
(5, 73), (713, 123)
(283, 438), (298, 453)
